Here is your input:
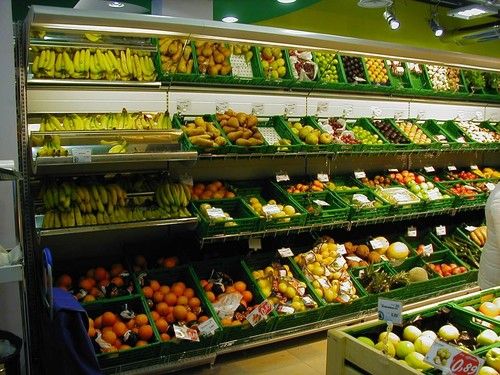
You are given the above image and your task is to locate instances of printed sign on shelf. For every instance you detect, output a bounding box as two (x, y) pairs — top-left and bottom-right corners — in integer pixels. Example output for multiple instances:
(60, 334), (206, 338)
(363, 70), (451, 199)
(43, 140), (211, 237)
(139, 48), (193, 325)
(424, 340), (484, 375)
(377, 298), (403, 326)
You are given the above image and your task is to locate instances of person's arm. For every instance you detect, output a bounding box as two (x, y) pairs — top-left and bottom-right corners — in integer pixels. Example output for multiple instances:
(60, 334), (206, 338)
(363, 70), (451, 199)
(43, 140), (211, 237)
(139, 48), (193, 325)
(488, 196), (500, 252)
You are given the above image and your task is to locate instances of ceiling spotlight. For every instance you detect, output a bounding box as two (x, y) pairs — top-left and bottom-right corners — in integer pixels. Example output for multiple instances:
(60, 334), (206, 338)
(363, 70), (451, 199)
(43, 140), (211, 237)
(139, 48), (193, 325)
(383, 8), (400, 30)
(277, 0), (297, 3)
(221, 16), (238, 23)
(108, 1), (125, 8)
(430, 18), (444, 37)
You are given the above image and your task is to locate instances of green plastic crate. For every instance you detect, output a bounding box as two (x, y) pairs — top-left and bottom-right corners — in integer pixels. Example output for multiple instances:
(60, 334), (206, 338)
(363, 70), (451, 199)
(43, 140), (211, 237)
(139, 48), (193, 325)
(401, 230), (450, 256)
(313, 51), (348, 88)
(362, 57), (395, 89)
(368, 118), (414, 151)
(289, 190), (351, 225)
(422, 249), (478, 288)
(437, 121), (478, 150)
(191, 41), (235, 85)
(385, 61), (413, 89)
(282, 116), (335, 152)
(453, 121), (499, 150)
(405, 62), (432, 90)
(463, 70), (487, 95)
(393, 119), (441, 150)
(449, 287), (500, 332)
(348, 118), (392, 152)
(229, 45), (264, 85)
(421, 120), (461, 151)
(260, 116), (304, 153)
(230, 181), (307, 231)
(326, 175), (365, 193)
(155, 39), (199, 83)
(172, 114), (230, 154)
(85, 296), (161, 369)
(190, 256), (277, 345)
(136, 266), (222, 358)
(424, 65), (468, 94)
(340, 55), (369, 85)
(437, 181), (488, 207)
(191, 198), (260, 237)
(242, 252), (325, 331)
(334, 189), (392, 221)
(256, 47), (295, 87)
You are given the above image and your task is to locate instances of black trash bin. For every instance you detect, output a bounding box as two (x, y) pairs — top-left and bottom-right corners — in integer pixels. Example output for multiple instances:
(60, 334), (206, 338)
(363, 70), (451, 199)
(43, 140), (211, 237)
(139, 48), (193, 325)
(0, 331), (22, 375)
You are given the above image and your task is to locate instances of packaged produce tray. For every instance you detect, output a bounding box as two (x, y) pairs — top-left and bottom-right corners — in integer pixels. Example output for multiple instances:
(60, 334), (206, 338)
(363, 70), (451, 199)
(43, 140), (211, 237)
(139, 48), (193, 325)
(373, 186), (425, 214)
(190, 256), (277, 345)
(256, 47), (295, 87)
(259, 116), (304, 153)
(288, 190), (351, 225)
(172, 114), (230, 154)
(155, 38), (198, 83)
(348, 118), (392, 152)
(334, 189), (392, 221)
(449, 287), (500, 330)
(242, 252), (325, 331)
(230, 180), (307, 231)
(136, 266), (221, 358)
(191, 198), (260, 237)
(85, 296), (161, 369)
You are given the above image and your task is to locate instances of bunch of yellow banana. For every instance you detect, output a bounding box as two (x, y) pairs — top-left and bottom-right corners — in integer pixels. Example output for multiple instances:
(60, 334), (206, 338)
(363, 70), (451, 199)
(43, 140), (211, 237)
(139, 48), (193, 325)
(36, 135), (69, 157)
(32, 47), (157, 82)
(155, 181), (192, 218)
(473, 167), (500, 179)
(40, 182), (75, 211)
(470, 226), (487, 247)
(159, 38), (194, 74)
(108, 141), (127, 154)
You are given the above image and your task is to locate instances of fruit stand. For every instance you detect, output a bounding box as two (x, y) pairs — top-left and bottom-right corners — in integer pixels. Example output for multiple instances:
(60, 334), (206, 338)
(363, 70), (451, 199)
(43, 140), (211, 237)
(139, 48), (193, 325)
(15, 5), (500, 375)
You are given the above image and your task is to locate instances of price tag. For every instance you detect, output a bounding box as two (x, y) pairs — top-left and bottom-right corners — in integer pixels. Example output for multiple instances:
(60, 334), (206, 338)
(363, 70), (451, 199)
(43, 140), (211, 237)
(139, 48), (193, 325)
(417, 110), (426, 119)
(346, 255), (363, 262)
(198, 317), (218, 337)
(353, 194), (370, 204)
(263, 204), (281, 216)
(173, 325), (200, 341)
(456, 137), (466, 143)
(388, 168), (399, 173)
(317, 173), (329, 183)
(370, 106), (382, 117)
(448, 165), (457, 171)
(316, 101), (329, 114)
(470, 165), (478, 170)
(337, 244), (347, 255)
(486, 182), (496, 191)
(407, 226), (417, 237)
(251, 103), (264, 115)
(424, 340), (484, 375)
(342, 105), (353, 117)
(464, 226), (477, 232)
(354, 171), (366, 179)
(246, 300), (273, 326)
(259, 127), (282, 146)
(393, 192), (411, 203)
(248, 237), (262, 250)
(284, 103), (297, 116)
(436, 225), (447, 236)
(277, 305), (295, 315)
(436, 134), (447, 142)
(215, 101), (229, 113)
(276, 171), (290, 182)
(424, 166), (436, 173)
(370, 239), (384, 250)
(206, 208), (225, 219)
(335, 255), (347, 267)
(302, 295), (316, 307)
(394, 111), (404, 120)
(313, 199), (330, 207)
(317, 277), (331, 289)
(73, 148), (92, 163)
(177, 99), (191, 113)
(423, 244), (433, 257)
(377, 298), (403, 326)
(179, 174), (193, 186)
(278, 248), (294, 257)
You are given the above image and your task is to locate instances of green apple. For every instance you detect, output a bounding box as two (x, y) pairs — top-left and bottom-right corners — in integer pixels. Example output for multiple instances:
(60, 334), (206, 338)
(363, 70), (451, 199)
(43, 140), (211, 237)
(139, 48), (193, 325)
(438, 324), (460, 341)
(396, 341), (415, 359)
(477, 329), (499, 346)
(405, 352), (433, 370)
(378, 332), (400, 346)
(403, 325), (422, 343)
(374, 341), (396, 357)
(486, 347), (500, 371)
(478, 366), (499, 375)
(414, 335), (435, 355)
(421, 330), (437, 341)
(357, 336), (375, 347)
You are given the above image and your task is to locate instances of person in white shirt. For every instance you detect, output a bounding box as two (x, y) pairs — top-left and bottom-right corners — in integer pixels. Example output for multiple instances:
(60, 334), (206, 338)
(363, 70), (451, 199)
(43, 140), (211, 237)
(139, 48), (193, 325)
(478, 182), (500, 289)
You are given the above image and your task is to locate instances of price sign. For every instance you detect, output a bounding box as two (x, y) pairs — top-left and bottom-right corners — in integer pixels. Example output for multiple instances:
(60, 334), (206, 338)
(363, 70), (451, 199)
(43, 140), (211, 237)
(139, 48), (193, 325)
(179, 174), (193, 186)
(316, 101), (329, 114)
(470, 165), (478, 170)
(346, 255), (363, 262)
(313, 199), (330, 207)
(353, 194), (370, 204)
(73, 148), (92, 163)
(277, 305), (295, 315)
(215, 101), (229, 113)
(276, 171), (290, 182)
(354, 171), (366, 179)
(177, 99), (191, 113)
(318, 277), (331, 289)
(436, 134), (447, 142)
(278, 248), (294, 257)
(336, 244), (347, 255)
(436, 225), (447, 236)
(251, 103), (264, 115)
(335, 255), (347, 267)
(173, 325), (200, 342)
(377, 298), (403, 326)
(423, 244), (433, 257)
(424, 340), (484, 375)
(317, 173), (329, 183)
(388, 168), (399, 173)
(370, 239), (384, 250)
(263, 204), (281, 216)
(248, 237), (262, 250)
(465, 226), (477, 232)
(370, 106), (382, 117)
(206, 208), (225, 219)
(284, 103), (297, 116)
(246, 300), (273, 326)
(302, 295), (316, 307)
(198, 317), (218, 337)
(407, 226), (417, 237)
(486, 182), (496, 191)
(424, 166), (435, 173)
(342, 105), (353, 117)
(448, 165), (457, 171)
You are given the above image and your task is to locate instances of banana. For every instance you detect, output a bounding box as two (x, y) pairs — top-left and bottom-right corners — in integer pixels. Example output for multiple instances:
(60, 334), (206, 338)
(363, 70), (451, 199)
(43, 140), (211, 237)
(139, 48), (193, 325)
(120, 51), (129, 76)
(89, 194), (97, 212)
(62, 116), (72, 131)
(108, 50), (121, 72)
(106, 185), (118, 206)
(140, 56), (151, 76)
(62, 51), (74, 75)
(97, 185), (108, 204)
(74, 206), (83, 226)
(45, 186), (55, 208)
(96, 212), (104, 225)
(89, 213), (97, 225)
(133, 54), (143, 81)
(42, 211), (53, 229)
(72, 114), (84, 130)
(55, 211), (63, 228)
(32, 55), (40, 75)
(73, 50), (81, 73)
(181, 183), (191, 204)
(125, 48), (133, 75)
(39, 50), (47, 70)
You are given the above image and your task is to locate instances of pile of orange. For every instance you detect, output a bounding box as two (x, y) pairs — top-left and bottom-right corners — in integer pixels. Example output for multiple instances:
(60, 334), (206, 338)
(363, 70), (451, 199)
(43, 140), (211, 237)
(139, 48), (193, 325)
(56, 263), (130, 303)
(132, 255), (179, 273)
(200, 278), (254, 327)
(191, 181), (236, 200)
(88, 310), (154, 352)
(142, 279), (209, 336)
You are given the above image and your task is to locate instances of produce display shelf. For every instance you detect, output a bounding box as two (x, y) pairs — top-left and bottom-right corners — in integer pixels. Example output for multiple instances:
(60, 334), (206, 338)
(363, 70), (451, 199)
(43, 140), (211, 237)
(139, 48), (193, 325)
(27, 78), (162, 88)
(0, 264), (23, 284)
(29, 40), (158, 51)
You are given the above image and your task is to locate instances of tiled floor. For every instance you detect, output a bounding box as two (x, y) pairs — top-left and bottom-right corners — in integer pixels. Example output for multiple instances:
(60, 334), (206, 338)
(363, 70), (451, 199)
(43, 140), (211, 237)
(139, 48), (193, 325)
(174, 332), (327, 375)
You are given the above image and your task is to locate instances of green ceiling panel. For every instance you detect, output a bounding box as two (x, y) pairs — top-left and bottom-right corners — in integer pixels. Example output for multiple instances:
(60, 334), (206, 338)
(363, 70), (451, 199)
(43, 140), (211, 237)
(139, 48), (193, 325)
(213, 0), (321, 23)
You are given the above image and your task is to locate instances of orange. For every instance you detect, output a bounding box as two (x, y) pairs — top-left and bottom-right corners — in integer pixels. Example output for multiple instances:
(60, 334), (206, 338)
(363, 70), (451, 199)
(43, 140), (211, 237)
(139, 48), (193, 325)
(188, 297), (201, 309)
(102, 326), (113, 334)
(479, 302), (499, 317)
(150, 311), (160, 322)
(231, 320), (242, 326)
(132, 327), (139, 334)
(159, 286), (170, 295)
(102, 312), (117, 327)
(173, 305), (188, 321)
(88, 317), (94, 327)
(225, 286), (236, 293)
(94, 267), (107, 282)
(206, 291), (216, 303)
(113, 322), (128, 337)
(94, 316), (102, 329)
(177, 296), (188, 306)
(126, 319), (136, 330)
(213, 181), (223, 189)
(164, 293), (177, 306)
(224, 191), (235, 198)
(102, 330), (117, 344)
(204, 282), (213, 291)
(79, 278), (94, 292)
(142, 286), (153, 299)
(163, 257), (178, 269)
(183, 288), (195, 299)
(56, 274), (72, 289)
(149, 280), (160, 292)
(110, 277), (124, 287)
(89, 287), (101, 298)
(165, 313), (175, 324)
(198, 315), (209, 323)
(138, 325), (153, 341)
(120, 344), (132, 351)
(199, 280), (208, 289)
(104, 346), (118, 353)
(135, 340), (148, 347)
(221, 318), (232, 327)
(153, 291), (165, 304)
(207, 183), (219, 193)
(83, 295), (95, 303)
(234, 281), (246, 293)
(110, 263), (124, 277)
(160, 333), (170, 342)
(171, 283), (186, 297)
(185, 312), (197, 323)
(155, 318), (168, 333)
(156, 302), (169, 317)
(200, 191), (213, 199)
(135, 314), (149, 326)
(212, 192), (224, 199)
(241, 291), (253, 303)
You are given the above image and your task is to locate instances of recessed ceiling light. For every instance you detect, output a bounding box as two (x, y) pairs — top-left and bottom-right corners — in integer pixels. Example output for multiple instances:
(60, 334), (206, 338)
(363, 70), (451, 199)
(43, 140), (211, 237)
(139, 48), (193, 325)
(447, 4), (497, 19)
(277, 0), (297, 3)
(108, 1), (125, 8)
(222, 16), (238, 23)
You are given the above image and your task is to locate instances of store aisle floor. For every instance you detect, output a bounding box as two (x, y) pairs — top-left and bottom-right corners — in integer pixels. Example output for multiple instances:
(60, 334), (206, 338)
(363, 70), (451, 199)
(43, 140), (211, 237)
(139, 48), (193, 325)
(174, 332), (327, 375)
